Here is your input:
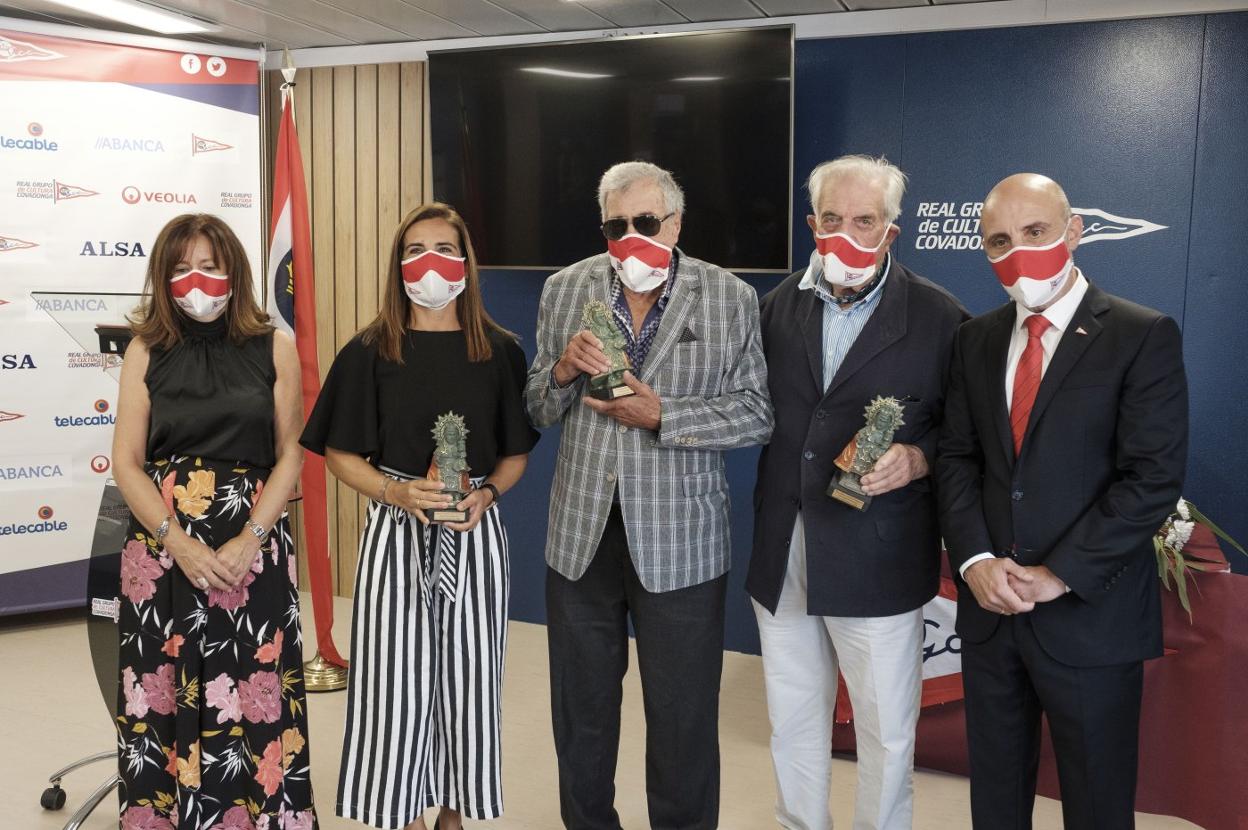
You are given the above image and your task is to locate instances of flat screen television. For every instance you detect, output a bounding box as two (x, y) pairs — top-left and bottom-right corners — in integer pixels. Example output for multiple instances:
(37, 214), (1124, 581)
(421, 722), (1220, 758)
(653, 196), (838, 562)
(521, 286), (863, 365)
(429, 27), (793, 272)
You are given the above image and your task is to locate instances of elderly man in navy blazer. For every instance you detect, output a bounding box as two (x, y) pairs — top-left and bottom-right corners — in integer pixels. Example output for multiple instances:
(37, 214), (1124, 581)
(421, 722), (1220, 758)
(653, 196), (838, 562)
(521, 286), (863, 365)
(748, 155), (968, 830)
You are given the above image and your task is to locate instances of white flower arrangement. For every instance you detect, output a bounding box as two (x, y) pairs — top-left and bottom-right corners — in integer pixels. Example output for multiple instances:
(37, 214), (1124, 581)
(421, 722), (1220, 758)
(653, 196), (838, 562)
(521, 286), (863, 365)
(1154, 498), (1245, 620)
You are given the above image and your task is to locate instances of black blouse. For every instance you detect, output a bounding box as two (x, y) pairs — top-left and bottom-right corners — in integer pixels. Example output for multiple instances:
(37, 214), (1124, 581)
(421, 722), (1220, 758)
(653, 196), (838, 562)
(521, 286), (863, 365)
(145, 317), (277, 468)
(300, 328), (539, 477)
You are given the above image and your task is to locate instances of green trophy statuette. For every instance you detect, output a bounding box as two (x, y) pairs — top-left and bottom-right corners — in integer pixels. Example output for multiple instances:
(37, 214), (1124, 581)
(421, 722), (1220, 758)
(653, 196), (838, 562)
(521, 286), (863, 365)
(583, 299), (636, 401)
(827, 395), (906, 511)
(428, 411), (470, 524)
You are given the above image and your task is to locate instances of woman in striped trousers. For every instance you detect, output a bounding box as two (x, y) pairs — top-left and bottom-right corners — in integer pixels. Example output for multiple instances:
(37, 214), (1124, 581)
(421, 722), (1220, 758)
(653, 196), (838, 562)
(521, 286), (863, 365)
(301, 203), (539, 830)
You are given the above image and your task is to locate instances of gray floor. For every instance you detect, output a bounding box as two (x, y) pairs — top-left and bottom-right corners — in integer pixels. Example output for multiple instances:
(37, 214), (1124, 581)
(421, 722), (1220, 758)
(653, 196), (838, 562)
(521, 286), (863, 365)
(1, 594), (1199, 829)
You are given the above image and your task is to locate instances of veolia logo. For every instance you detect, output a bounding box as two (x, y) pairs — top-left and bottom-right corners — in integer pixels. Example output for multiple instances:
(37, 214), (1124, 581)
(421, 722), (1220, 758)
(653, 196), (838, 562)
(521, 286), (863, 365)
(122, 186), (141, 204)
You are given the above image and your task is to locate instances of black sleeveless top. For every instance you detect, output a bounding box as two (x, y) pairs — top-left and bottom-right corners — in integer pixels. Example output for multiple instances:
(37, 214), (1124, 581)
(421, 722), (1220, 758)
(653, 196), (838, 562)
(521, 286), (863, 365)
(144, 317), (277, 468)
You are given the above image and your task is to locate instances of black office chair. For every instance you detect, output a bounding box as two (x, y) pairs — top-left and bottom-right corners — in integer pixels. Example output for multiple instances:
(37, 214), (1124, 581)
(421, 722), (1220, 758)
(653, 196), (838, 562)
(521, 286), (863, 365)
(39, 481), (129, 828)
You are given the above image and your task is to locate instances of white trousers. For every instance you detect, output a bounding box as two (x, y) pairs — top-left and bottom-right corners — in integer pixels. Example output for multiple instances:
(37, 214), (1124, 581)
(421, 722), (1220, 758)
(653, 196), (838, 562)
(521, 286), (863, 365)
(752, 515), (923, 830)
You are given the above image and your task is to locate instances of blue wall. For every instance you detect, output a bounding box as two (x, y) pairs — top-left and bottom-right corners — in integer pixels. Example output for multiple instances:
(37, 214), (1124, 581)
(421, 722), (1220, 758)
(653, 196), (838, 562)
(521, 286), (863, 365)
(483, 12), (1248, 655)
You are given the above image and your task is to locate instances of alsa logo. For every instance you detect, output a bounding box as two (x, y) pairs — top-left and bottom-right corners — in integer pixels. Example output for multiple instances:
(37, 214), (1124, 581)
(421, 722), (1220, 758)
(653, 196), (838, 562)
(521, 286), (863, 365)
(54, 399), (116, 428)
(0, 411), (24, 423)
(0, 506), (69, 536)
(121, 185), (197, 205)
(1, 354), (36, 370)
(95, 136), (166, 152)
(0, 235), (38, 253)
(80, 241), (146, 257)
(0, 122), (59, 152)
(0, 36), (63, 63)
(15, 179), (97, 202)
(192, 134), (232, 155)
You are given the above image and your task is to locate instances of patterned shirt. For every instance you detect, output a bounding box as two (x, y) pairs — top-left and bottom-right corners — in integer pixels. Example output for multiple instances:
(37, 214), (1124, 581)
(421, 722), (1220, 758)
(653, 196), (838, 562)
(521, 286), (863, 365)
(798, 251), (891, 390)
(609, 251), (679, 372)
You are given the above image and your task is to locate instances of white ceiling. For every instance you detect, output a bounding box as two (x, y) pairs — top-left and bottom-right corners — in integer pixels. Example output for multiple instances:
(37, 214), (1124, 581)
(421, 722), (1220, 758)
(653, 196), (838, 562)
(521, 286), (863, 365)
(0, 0), (996, 49)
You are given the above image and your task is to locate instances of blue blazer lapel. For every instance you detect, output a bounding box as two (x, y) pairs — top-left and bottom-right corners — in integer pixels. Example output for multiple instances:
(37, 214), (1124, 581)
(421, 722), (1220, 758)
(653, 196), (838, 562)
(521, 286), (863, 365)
(1017, 284), (1109, 459)
(799, 286), (824, 392)
(985, 305), (1016, 465)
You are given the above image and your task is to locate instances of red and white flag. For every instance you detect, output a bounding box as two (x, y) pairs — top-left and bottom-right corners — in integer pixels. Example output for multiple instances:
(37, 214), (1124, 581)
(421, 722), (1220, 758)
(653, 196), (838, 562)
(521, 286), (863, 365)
(267, 80), (345, 667)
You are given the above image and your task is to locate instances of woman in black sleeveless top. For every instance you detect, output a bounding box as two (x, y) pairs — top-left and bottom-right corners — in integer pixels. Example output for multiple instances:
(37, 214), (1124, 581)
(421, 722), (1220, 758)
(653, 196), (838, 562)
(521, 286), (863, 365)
(112, 214), (318, 830)
(301, 203), (538, 830)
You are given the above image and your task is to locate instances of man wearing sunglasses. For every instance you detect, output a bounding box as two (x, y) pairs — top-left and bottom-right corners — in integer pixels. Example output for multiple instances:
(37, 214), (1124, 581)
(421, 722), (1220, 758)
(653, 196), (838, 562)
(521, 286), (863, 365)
(748, 155), (968, 830)
(526, 160), (773, 830)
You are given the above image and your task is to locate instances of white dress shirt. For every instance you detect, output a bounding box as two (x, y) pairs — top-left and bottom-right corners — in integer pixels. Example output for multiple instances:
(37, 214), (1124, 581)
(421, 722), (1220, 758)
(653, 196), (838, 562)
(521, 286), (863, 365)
(958, 270), (1089, 578)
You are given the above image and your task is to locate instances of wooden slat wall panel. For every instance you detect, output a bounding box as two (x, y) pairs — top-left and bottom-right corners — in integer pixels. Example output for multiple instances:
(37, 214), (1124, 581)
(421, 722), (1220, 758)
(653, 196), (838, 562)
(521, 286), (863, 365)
(264, 61), (427, 598)
(400, 62), (424, 215)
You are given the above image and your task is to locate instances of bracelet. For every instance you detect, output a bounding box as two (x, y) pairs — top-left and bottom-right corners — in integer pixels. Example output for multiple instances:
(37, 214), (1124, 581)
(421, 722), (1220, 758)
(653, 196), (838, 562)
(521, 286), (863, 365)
(155, 514), (172, 546)
(378, 477), (392, 505)
(478, 482), (500, 506)
(244, 517), (268, 543)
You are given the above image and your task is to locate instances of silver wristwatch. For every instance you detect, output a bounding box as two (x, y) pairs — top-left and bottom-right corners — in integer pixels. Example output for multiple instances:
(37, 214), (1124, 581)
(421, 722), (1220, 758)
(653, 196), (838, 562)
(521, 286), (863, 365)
(155, 515), (172, 546)
(244, 517), (268, 543)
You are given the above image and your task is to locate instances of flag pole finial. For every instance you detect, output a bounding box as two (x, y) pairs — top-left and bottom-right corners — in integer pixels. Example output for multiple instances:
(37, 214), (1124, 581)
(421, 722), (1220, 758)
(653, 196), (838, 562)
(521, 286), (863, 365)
(280, 48), (296, 86)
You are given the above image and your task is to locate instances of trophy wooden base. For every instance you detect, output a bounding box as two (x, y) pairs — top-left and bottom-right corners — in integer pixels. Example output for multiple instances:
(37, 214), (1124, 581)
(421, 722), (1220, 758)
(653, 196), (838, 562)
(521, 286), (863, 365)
(590, 385), (635, 401)
(828, 472), (872, 511)
(588, 372), (635, 401)
(430, 505), (468, 524)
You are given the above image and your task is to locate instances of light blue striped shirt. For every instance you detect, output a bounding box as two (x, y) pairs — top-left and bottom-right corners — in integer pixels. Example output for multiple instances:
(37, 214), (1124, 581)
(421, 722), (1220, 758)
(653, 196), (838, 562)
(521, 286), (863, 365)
(798, 250), (891, 391)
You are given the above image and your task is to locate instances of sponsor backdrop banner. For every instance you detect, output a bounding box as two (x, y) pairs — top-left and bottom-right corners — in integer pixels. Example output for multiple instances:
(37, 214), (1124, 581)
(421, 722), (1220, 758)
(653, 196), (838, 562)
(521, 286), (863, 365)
(0, 27), (260, 613)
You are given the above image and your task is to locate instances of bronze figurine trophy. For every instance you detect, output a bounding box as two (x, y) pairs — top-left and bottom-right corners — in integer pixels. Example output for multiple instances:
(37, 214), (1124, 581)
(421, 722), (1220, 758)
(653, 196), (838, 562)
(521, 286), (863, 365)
(583, 299), (636, 401)
(827, 395), (906, 511)
(427, 412), (470, 524)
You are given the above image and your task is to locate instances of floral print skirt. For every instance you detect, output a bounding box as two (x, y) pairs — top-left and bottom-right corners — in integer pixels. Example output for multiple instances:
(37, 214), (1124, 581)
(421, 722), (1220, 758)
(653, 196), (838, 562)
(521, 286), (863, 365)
(117, 456), (318, 830)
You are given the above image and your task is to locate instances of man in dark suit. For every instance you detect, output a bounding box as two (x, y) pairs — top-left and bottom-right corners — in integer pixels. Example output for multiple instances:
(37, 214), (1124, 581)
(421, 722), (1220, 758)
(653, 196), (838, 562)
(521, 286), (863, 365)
(748, 155), (967, 830)
(936, 173), (1188, 829)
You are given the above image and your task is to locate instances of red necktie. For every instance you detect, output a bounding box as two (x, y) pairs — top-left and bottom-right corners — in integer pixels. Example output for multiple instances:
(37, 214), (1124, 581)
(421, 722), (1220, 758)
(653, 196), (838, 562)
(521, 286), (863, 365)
(1010, 314), (1052, 456)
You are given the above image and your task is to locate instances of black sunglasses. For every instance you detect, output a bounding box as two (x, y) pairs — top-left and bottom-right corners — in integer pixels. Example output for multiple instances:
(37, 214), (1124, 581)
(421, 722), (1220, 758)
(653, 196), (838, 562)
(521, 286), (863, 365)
(601, 212), (675, 241)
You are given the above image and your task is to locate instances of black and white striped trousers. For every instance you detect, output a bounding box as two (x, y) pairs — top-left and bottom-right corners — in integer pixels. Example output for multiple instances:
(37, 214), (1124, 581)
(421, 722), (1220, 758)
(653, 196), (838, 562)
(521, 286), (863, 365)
(337, 485), (510, 828)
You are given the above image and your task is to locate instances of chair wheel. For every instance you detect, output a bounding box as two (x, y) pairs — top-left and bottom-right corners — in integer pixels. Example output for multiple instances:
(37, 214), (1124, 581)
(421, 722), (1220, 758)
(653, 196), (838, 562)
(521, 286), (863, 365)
(41, 785), (66, 810)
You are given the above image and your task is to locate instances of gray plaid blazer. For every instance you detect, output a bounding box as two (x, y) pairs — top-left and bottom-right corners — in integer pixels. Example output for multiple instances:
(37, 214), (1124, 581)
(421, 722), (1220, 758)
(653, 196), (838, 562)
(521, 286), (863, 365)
(525, 250), (773, 592)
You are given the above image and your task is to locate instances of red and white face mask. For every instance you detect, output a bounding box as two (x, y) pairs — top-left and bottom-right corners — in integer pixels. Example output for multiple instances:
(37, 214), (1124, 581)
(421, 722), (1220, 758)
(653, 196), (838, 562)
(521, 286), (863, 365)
(815, 226), (890, 288)
(987, 220), (1074, 309)
(607, 234), (672, 293)
(170, 270), (231, 322)
(401, 250), (466, 310)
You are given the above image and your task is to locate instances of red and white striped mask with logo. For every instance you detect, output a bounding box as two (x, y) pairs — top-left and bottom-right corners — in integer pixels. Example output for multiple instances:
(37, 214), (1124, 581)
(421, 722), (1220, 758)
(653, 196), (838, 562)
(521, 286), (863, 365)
(401, 250), (466, 310)
(169, 270), (231, 322)
(607, 234), (672, 293)
(987, 219), (1074, 310)
(814, 226), (890, 288)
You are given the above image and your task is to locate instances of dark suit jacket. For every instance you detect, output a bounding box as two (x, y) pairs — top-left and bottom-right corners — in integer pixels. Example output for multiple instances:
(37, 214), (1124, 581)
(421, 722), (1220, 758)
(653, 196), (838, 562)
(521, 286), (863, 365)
(936, 282), (1188, 667)
(748, 258), (968, 617)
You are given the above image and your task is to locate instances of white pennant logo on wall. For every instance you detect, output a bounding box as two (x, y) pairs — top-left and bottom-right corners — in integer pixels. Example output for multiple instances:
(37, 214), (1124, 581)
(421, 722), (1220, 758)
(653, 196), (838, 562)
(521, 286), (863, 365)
(0, 36), (62, 63)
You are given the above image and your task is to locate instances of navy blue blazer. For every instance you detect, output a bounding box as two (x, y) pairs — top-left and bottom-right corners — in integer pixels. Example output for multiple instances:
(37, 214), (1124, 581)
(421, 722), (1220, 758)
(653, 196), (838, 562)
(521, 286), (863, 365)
(936, 283), (1188, 667)
(748, 257), (968, 617)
